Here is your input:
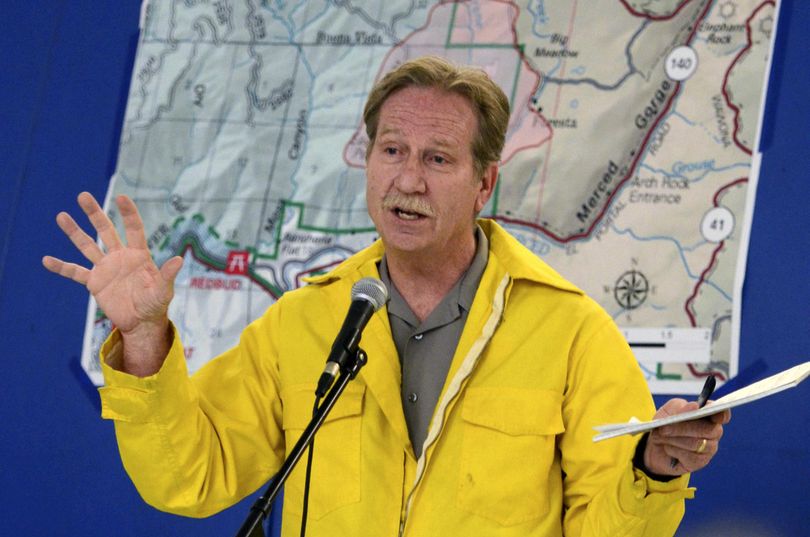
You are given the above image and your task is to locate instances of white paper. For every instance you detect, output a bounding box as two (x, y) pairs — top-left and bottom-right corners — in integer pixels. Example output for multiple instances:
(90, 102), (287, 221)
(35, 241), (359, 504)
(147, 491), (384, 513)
(593, 361), (810, 442)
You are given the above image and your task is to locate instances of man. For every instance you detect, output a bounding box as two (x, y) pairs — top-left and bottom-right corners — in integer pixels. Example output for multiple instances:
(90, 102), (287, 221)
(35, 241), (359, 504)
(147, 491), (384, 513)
(43, 56), (729, 536)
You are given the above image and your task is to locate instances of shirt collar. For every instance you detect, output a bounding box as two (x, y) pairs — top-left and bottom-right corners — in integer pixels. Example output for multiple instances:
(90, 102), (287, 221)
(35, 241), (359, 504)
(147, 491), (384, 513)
(379, 225), (489, 329)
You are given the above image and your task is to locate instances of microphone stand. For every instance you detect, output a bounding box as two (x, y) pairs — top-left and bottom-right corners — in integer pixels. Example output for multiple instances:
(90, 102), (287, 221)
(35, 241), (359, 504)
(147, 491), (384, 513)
(234, 349), (368, 537)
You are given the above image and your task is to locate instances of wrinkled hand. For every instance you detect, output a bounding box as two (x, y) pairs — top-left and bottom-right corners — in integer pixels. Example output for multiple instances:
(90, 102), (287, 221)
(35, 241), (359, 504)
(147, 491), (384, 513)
(42, 192), (183, 375)
(643, 398), (731, 476)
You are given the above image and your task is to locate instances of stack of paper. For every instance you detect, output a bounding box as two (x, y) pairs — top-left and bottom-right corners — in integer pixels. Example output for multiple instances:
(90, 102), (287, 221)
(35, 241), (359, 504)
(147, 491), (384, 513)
(593, 361), (810, 442)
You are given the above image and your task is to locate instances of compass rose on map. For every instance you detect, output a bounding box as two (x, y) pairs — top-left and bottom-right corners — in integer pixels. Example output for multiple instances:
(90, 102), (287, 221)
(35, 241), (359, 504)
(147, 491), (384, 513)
(613, 270), (650, 310)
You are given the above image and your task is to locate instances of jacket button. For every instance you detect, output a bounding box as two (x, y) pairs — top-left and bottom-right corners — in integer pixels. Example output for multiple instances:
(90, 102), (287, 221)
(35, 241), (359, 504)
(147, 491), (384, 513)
(414, 333), (423, 340)
(407, 392), (418, 403)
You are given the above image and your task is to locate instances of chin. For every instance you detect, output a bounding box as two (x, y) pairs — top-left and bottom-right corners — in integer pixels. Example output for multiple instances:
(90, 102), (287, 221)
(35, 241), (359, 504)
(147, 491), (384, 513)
(379, 231), (430, 255)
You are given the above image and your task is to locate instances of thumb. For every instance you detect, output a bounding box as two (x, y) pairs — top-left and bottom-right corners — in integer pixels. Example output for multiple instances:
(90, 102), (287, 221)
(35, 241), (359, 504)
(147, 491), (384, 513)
(159, 256), (184, 282)
(654, 398), (693, 419)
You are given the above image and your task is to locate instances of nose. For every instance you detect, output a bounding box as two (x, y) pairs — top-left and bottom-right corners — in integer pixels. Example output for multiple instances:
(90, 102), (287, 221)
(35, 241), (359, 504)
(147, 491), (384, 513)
(393, 153), (426, 194)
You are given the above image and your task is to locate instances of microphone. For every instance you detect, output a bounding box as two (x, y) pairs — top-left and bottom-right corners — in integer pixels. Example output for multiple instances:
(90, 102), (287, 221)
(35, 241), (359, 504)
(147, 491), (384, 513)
(315, 278), (388, 397)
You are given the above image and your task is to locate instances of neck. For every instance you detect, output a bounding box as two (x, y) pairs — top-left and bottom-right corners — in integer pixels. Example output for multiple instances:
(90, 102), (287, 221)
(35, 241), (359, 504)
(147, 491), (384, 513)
(384, 230), (477, 322)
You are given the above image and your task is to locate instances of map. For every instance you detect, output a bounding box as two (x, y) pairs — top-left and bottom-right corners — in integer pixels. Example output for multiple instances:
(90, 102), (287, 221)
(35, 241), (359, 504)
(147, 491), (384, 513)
(81, 0), (781, 394)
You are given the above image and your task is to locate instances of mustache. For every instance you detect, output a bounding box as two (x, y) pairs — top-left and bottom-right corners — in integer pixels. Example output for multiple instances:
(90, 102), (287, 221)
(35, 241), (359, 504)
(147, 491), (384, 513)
(382, 193), (436, 217)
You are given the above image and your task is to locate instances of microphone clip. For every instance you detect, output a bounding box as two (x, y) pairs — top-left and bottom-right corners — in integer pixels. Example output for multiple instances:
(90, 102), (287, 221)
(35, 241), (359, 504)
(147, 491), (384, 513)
(349, 349), (367, 380)
(316, 347), (367, 397)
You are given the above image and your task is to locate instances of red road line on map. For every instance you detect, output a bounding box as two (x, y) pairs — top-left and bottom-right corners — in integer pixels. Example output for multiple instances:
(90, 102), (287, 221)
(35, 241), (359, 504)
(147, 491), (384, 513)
(713, 177), (748, 206)
(687, 362), (727, 381)
(494, 71), (678, 243)
(619, 0), (692, 21)
(683, 177), (748, 329)
(495, 0), (714, 243)
(721, 1), (774, 157)
(684, 242), (723, 326)
(534, 0), (578, 223)
(495, 0), (552, 161)
(294, 259), (343, 288)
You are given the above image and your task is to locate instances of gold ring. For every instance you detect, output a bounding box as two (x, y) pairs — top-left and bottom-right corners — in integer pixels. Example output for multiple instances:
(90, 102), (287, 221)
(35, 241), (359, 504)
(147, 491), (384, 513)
(696, 438), (708, 454)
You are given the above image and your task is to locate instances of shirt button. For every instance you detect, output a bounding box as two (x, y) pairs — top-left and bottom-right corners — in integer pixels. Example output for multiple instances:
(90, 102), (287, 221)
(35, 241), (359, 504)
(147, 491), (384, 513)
(407, 392), (418, 403)
(414, 334), (423, 340)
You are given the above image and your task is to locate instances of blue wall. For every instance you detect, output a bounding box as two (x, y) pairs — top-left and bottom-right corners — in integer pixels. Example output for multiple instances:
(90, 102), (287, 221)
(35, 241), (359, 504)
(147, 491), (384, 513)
(1, 2), (808, 535)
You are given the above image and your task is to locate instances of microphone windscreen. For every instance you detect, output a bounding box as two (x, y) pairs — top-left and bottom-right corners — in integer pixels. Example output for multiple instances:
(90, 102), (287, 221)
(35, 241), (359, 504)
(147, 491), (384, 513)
(351, 278), (388, 311)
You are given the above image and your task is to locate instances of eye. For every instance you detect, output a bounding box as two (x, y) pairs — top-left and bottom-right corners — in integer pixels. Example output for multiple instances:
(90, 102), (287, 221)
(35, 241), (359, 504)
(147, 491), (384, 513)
(430, 154), (447, 165)
(383, 146), (399, 156)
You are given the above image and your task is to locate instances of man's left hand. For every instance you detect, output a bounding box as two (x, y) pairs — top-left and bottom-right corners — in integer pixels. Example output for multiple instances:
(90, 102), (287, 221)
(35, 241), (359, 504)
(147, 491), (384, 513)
(643, 399), (732, 476)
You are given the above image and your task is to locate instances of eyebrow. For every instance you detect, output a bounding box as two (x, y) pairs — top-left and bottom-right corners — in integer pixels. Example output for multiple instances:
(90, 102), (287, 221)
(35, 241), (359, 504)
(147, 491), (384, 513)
(376, 126), (460, 152)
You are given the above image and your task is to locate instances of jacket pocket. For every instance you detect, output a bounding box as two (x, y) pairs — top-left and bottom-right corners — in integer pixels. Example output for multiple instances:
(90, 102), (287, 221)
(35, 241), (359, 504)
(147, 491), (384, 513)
(280, 382), (365, 520)
(457, 387), (564, 526)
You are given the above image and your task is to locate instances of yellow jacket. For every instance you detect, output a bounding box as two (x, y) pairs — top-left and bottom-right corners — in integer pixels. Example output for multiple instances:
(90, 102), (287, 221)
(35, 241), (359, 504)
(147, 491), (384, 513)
(100, 219), (692, 536)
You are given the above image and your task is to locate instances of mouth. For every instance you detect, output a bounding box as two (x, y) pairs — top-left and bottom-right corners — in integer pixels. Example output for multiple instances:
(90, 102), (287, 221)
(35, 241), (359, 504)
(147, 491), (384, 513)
(382, 194), (435, 221)
(393, 207), (425, 221)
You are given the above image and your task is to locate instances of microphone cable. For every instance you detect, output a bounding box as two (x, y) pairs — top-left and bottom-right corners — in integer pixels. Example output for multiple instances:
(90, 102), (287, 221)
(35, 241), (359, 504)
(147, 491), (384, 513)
(299, 395), (321, 537)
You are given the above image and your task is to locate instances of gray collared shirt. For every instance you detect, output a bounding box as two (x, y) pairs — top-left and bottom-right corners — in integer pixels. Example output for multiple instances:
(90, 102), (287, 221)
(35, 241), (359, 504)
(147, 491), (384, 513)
(379, 226), (489, 458)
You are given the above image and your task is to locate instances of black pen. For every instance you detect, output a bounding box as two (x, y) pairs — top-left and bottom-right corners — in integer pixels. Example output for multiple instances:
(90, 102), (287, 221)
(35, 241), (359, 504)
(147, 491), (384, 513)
(696, 375), (716, 408)
(670, 375), (716, 469)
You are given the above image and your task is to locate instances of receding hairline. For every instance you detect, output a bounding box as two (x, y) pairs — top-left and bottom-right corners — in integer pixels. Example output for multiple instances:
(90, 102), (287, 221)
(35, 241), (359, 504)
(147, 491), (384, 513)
(373, 88), (480, 150)
(363, 55), (510, 175)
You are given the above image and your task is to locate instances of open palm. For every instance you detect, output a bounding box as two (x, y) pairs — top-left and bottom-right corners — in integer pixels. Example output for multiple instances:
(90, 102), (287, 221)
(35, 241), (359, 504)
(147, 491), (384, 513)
(43, 192), (183, 373)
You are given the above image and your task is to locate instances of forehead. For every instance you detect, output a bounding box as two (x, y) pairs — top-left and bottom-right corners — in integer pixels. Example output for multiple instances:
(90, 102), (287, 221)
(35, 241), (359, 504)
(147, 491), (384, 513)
(377, 86), (478, 147)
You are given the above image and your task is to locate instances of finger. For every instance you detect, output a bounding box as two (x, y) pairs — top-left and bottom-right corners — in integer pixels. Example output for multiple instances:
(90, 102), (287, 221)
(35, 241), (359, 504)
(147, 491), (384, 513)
(656, 415), (726, 440)
(663, 442), (716, 472)
(77, 191), (123, 252)
(653, 398), (693, 419)
(658, 435), (720, 455)
(55, 211), (104, 264)
(159, 256), (184, 283)
(708, 408), (732, 424)
(116, 195), (148, 250)
(42, 255), (90, 285)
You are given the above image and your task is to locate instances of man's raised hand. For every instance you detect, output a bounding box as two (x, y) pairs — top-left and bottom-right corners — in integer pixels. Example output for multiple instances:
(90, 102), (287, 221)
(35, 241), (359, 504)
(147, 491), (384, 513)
(42, 192), (183, 376)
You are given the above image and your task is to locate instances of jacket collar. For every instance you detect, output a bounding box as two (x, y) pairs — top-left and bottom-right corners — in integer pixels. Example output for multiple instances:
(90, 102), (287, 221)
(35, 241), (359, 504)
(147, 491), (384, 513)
(304, 218), (582, 295)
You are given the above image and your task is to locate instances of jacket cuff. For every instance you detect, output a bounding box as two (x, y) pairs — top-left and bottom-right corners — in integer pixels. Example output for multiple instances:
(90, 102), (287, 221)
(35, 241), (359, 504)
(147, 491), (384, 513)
(618, 458), (694, 518)
(98, 324), (189, 423)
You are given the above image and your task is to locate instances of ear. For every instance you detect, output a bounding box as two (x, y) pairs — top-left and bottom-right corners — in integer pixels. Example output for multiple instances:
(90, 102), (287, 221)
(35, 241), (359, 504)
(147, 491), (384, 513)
(474, 162), (499, 213)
